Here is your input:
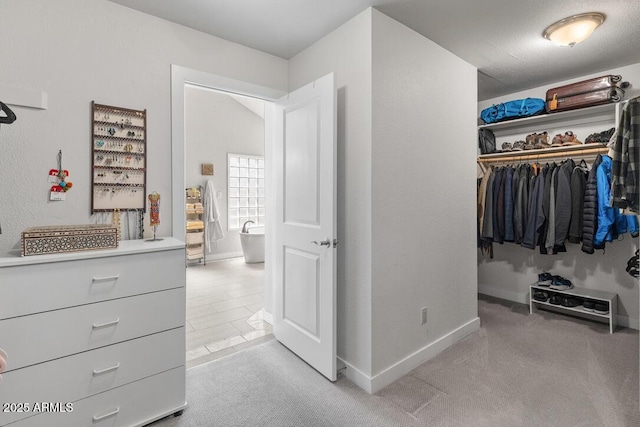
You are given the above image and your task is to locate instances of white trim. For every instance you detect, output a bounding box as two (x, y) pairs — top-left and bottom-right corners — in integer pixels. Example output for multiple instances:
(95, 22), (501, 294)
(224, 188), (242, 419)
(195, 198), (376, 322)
(171, 64), (285, 343)
(0, 85), (47, 110)
(478, 283), (528, 305)
(170, 64), (286, 242)
(337, 357), (374, 394)
(478, 286), (639, 330)
(370, 317), (480, 394)
(263, 310), (273, 325)
(339, 317), (481, 395)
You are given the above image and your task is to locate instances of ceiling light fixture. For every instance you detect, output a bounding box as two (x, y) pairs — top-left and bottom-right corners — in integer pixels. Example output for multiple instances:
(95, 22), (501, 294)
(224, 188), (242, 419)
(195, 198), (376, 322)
(543, 12), (605, 47)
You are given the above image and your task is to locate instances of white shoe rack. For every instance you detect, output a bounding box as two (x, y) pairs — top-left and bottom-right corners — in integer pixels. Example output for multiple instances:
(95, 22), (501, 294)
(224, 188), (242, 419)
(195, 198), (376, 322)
(529, 284), (618, 334)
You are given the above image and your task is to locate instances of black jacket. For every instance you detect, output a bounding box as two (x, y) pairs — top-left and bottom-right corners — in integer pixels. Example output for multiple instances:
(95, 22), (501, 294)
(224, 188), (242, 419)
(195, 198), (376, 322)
(568, 166), (587, 244)
(582, 155), (603, 254)
(492, 168), (505, 244)
(554, 160), (575, 247)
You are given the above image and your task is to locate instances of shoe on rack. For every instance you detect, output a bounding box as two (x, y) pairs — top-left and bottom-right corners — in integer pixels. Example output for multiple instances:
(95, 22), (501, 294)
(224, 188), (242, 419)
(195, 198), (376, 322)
(501, 142), (513, 152)
(524, 133), (537, 150)
(549, 294), (561, 305)
(534, 132), (551, 149)
(594, 302), (610, 315)
(552, 134), (564, 147)
(533, 290), (549, 302)
(561, 131), (582, 146)
(586, 127), (615, 144)
(550, 275), (573, 291)
(583, 300), (596, 312)
(512, 140), (526, 151)
(560, 296), (580, 308)
(536, 272), (553, 286)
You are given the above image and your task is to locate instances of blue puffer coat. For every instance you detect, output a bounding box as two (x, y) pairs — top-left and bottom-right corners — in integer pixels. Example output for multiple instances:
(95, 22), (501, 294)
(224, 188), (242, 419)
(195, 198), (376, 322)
(595, 156), (640, 246)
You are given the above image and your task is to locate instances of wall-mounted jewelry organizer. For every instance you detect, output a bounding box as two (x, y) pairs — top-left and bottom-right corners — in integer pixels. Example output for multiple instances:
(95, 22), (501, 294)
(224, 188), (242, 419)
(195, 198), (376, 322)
(91, 102), (147, 213)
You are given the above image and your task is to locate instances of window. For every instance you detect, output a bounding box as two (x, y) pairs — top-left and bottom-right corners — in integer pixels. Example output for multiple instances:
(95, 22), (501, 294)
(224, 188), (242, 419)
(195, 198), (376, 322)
(228, 153), (265, 230)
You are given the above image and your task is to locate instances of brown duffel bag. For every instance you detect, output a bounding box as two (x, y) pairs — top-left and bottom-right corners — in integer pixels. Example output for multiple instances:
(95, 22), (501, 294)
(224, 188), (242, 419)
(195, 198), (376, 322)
(545, 75), (629, 113)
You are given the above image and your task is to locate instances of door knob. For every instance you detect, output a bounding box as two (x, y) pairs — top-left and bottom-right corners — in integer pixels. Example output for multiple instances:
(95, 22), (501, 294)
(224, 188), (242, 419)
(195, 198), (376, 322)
(311, 238), (331, 247)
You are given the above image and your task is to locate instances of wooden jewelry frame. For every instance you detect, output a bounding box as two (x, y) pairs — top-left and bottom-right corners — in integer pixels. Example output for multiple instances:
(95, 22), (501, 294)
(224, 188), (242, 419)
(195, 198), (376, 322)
(91, 101), (147, 213)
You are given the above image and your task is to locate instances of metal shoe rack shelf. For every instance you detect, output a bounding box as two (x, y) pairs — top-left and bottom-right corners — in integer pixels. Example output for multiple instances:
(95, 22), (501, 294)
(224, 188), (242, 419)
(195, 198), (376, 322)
(529, 284), (618, 334)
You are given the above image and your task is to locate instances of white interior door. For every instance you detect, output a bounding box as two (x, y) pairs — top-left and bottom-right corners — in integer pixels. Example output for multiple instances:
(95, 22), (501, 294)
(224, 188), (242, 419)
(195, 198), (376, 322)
(273, 73), (337, 381)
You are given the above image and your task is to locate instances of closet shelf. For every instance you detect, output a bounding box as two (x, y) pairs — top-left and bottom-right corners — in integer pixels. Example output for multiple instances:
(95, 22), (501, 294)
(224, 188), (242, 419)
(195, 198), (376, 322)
(477, 143), (609, 163)
(478, 103), (619, 132)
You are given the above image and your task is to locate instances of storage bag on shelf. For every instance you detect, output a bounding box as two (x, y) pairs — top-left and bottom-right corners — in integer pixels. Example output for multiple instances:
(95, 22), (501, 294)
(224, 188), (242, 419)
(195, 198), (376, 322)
(480, 98), (546, 124)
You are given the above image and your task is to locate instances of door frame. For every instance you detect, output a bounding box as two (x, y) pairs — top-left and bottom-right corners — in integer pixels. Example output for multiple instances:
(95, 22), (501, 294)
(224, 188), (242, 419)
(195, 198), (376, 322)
(170, 64), (286, 319)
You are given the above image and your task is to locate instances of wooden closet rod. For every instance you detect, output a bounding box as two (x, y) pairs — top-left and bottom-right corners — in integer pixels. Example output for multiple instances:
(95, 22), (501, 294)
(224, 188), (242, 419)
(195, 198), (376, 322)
(477, 145), (609, 164)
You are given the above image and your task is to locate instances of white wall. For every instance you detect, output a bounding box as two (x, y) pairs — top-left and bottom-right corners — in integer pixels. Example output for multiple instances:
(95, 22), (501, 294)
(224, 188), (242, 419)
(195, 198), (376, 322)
(0, 0), (287, 256)
(370, 10), (478, 377)
(290, 8), (479, 393)
(289, 9), (374, 381)
(478, 63), (640, 328)
(185, 86), (264, 258)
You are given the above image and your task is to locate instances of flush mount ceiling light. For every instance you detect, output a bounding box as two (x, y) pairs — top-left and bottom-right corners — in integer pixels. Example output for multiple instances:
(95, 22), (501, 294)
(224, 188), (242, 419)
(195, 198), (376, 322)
(543, 12), (605, 47)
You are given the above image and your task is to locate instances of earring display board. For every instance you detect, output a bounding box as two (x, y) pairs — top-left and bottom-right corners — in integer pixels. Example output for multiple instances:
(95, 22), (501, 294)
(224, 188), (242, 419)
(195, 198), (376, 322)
(91, 102), (147, 212)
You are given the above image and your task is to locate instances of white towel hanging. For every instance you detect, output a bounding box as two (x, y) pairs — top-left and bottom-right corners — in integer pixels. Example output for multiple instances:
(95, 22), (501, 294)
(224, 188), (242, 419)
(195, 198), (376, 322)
(204, 180), (225, 252)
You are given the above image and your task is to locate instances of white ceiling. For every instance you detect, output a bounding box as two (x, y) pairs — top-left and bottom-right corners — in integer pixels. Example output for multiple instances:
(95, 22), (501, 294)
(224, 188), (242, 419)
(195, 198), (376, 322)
(108, 0), (640, 101)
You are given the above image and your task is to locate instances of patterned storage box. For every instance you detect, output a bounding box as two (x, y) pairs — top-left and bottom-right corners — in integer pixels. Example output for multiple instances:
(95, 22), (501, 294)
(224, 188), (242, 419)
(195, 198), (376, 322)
(21, 224), (119, 256)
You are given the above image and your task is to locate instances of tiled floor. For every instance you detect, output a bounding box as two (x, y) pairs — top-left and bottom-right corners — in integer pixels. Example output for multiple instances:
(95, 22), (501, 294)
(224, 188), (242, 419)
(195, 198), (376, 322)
(185, 257), (273, 368)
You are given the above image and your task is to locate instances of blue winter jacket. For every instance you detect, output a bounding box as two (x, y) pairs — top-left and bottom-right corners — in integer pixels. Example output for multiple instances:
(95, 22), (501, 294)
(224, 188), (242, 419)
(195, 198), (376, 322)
(595, 156), (640, 245)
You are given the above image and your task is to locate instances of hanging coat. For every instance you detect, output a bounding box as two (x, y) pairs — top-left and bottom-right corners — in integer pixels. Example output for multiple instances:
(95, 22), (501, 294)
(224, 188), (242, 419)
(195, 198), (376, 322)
(582, 155), (602, 254)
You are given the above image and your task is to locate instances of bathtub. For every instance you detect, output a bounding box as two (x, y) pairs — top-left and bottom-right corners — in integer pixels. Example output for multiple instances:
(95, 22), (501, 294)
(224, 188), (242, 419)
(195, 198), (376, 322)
(239, 228), (265, 263)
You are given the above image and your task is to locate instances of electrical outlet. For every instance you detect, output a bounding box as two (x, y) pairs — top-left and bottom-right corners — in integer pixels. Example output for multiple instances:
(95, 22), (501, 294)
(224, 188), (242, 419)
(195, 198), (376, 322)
(421, 307), (428, 325)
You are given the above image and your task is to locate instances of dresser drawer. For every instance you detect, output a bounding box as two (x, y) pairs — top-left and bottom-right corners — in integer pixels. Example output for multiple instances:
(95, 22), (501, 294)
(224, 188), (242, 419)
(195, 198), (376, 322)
(0, 328), (184, 426)
(0, 288), (185, 371)
(0, 248), (185, 320)
(9, 367), (186, 427)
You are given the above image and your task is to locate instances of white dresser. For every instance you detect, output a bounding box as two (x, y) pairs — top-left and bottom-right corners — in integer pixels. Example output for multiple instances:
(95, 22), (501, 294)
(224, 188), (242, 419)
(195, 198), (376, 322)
(0, 238), (187, 427)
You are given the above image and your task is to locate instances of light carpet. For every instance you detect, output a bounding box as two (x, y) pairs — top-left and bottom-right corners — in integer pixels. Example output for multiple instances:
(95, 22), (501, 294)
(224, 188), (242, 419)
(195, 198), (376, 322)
(152, 296), (639, 427)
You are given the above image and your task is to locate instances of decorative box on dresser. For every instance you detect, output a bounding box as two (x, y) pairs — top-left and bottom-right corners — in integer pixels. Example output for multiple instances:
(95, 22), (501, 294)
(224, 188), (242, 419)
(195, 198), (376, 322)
(0, 238), (187, 427)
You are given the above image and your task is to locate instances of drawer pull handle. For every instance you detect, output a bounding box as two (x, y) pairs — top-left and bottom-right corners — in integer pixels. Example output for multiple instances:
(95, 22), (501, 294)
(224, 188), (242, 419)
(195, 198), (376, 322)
(92, 274), (120, 283)
(92, 407), (120, 422)
(92, 363), (120, 375)
(92, 318), (120, 329)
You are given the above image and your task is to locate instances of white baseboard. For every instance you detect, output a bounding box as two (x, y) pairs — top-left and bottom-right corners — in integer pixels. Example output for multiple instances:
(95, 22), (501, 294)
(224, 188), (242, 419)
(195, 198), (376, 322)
(478, 284), (639, 331)
(617, 314), (639, 330)
(336, 356), (374, 394)
(338, 317), (481, 395)
(263, 311), (273, 325)
(478, 283), (528, 305)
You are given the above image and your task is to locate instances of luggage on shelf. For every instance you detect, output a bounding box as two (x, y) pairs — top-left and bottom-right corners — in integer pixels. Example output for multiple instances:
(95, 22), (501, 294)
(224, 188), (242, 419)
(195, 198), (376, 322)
(545, 75), (629, 113)
(480, 98), (546, 124)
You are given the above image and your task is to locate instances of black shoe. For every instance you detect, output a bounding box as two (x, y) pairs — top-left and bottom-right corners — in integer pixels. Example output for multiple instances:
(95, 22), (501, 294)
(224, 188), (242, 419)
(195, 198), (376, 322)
(594, 302), (610, 315)
(533, 290), (549, 302)
(583, 300), (596, 312)
(549, 294), (561, 305)
(560, 296), (580, 308)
